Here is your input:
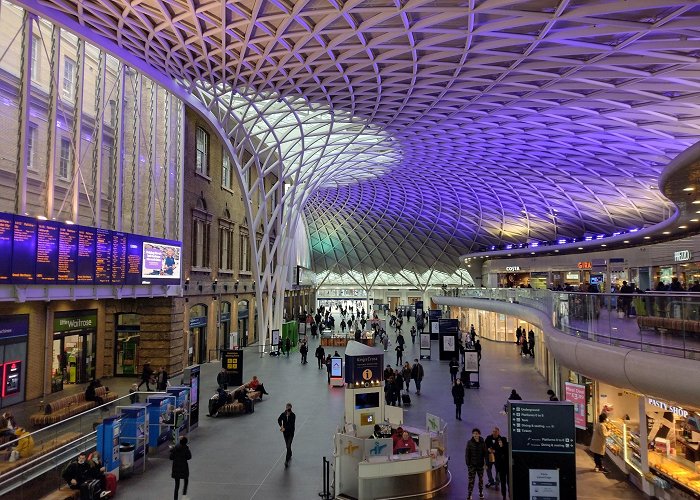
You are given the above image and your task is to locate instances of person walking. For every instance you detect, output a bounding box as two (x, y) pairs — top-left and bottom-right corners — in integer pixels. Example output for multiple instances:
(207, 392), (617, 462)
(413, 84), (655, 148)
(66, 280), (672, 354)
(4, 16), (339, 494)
(156, 366), (169, 391)
(315, 345), (325, 369)
(528, 329), (535, 358)
(449, 357), (459, 384)
(402, 362), (412, 391)
(137, 361), (154, 391)
(493, 433), (509, 500)
(284, 337), (291, 358)
(278, 402), (296, 468)
(410, 325), (416, 345)
(484, 427), (501, 488)
(465, 428), (487, 500)
(299, 341), (308, 364)
(395, 343), (404, 366)
(325, 355), (332, 384)
(515, 326), (522, 345)
(474, 340), (482, 363)
(411, 359), (424, 395)
(590, 413), (610, 473)
(170, 436), (191, 500)
(452, 379), (465, 420)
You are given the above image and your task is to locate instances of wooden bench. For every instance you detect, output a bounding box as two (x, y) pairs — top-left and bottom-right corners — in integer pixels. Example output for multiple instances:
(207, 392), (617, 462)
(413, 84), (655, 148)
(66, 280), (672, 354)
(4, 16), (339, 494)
(209, 384), (262, 417)
(40, 485), (80, 500)
(637, 316), (700, 336)
(0, 431), (82, 477)
(30, 387), (118, 427)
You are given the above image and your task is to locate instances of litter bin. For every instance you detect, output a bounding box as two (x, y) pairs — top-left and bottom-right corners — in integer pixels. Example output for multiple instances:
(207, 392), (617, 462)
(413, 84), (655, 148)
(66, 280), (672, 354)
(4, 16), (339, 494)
(119, 443), (135, 476)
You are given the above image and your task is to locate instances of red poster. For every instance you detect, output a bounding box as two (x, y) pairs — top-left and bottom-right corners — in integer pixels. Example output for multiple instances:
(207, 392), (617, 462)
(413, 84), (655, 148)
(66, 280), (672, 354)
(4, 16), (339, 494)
(565, 382), (587, 430)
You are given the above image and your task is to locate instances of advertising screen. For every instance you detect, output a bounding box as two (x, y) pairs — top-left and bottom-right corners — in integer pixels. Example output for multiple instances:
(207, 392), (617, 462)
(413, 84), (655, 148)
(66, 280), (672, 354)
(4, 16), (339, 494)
(331, 357), (343, 378)
(141, 241), (181, 281)
(355, 392), (379, 409)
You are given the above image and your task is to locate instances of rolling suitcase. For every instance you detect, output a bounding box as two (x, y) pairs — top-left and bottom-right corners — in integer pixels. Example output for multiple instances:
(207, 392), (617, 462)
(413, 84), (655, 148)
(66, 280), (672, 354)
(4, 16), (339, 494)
(401, 391), (411, 407)
(105, 472), (117, 497)
(80, 478), (102, 500)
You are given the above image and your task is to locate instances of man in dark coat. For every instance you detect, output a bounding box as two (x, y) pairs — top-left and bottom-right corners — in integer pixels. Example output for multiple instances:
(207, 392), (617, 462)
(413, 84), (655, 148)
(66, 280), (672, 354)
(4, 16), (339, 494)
(170, 436), (192, 500)
(138, 361), (154, 391)
(315, 345), (325, 369)
(278, 403), (296, 468)
(62, 452), (91, 491)
(465, 428), (487, 500)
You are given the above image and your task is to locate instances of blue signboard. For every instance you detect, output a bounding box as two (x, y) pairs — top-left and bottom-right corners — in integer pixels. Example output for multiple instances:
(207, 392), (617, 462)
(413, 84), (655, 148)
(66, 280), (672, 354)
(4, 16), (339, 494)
(0, 315), (29, 341)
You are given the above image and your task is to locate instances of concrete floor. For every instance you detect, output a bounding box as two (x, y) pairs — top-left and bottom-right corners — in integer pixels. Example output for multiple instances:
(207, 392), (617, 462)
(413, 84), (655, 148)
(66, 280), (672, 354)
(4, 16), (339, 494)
(94, 317), (645, 500)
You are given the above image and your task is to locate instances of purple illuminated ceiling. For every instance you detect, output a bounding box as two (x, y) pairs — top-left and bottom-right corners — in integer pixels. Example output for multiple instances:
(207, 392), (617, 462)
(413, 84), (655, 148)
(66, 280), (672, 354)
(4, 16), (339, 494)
(26, 0), (700, 273)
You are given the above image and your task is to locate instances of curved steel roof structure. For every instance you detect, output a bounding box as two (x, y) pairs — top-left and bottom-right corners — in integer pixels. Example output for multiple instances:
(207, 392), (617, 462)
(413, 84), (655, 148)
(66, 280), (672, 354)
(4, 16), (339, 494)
(24, 0), (700, 275)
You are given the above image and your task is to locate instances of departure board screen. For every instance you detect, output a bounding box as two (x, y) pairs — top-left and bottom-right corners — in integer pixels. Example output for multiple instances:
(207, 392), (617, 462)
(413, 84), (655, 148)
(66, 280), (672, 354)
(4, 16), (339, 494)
(0, 212), (181, 286)
(11, 216), (37, 283)
(0, 213), (12, 283)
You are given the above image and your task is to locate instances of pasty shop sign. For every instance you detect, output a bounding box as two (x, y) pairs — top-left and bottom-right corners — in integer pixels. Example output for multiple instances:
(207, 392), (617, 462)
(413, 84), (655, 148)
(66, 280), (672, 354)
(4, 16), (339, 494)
(648, 398), (688, 418)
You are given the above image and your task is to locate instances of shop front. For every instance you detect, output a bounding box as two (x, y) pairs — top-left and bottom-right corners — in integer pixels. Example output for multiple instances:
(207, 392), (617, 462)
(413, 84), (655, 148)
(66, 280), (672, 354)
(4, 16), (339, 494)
(51, 310), (98, 393)
(114, 313), (140, 376)
(188, 304), (208, 365)
(599, 383), (700, 498)
(0, 315), (28, 408)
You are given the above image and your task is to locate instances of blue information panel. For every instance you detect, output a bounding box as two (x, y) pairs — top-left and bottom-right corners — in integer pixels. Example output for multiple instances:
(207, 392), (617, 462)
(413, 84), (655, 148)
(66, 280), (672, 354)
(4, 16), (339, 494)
(0, 211), (181, 286)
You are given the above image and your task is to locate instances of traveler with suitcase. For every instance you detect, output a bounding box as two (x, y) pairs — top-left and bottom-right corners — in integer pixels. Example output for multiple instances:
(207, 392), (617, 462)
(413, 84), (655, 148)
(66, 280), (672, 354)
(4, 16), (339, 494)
(62, 452), (110, 498)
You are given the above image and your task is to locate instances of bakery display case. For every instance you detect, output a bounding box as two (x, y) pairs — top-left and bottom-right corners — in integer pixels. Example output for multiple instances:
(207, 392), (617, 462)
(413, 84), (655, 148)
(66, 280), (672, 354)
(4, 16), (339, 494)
(606, 419), (642, 472)
(648, 452), (700, 498)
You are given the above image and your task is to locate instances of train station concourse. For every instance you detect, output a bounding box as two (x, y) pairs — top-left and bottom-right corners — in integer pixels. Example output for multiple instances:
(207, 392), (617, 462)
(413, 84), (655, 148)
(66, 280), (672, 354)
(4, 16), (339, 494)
(0, 0), (699, 499)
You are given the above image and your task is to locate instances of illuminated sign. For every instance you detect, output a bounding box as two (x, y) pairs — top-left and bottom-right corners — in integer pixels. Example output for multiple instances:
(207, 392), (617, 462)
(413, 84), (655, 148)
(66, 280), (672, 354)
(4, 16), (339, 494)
(505, 266), (521, 272)
(0, 211), (181, 286)
(577, 262), (592, 270)
(648, 398), (688, 418)
(674, 250), (692, 262)
(2, 360), (21, 397)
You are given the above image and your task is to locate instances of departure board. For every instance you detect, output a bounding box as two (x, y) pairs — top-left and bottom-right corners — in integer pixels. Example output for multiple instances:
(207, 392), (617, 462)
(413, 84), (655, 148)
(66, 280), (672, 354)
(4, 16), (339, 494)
(0, 211), (181, 286)
(36, 221), (59, 283)
(11, 216), (37, 283)
(0, 213), (12, 283)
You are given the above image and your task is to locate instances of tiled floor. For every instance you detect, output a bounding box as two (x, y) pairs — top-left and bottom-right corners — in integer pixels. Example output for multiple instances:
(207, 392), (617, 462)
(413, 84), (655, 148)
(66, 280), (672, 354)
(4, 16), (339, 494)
(8, 315), (646, 499)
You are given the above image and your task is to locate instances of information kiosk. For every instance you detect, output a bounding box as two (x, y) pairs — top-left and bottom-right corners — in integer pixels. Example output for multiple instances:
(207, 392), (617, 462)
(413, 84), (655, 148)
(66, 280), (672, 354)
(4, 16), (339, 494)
(335, 341), (450, 500)
(330, 356), (344, 387)
(96, 415), (121, 477)
(146, 394), (174, 453)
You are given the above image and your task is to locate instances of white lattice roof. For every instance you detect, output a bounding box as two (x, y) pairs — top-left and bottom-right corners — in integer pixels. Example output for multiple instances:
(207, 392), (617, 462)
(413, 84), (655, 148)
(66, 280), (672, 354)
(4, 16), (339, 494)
(29, 0), (700, 274)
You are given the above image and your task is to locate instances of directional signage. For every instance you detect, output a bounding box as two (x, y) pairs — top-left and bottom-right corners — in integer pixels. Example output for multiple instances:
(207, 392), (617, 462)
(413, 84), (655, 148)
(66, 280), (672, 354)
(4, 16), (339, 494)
(509, 401), (576, 500)
(331, 357), (343, 378)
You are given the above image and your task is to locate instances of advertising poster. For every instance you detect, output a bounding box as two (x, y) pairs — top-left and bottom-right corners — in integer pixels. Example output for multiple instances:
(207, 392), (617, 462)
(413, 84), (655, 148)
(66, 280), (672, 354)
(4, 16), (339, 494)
(442, 335), (455, 352)
(430, 321), (439, 334)
(464, 351), (479, 372)
(529, 469), (560, 500)
(564, 382), (587, 430)
(271, 329), (280, 346)
(142, 241), (181, 279)
(420, 333), (431, 349)
(331, 357), (343, 378)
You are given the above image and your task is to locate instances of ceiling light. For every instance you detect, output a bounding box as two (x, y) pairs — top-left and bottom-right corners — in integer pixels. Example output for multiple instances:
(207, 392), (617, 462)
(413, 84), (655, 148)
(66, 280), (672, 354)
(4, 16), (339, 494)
(683, 187), (695, 192)
(679, 225), (687, 229)
(644, 236), (651, 240)
(623, 240), (629, 243)
(531, 252), (535, 255)
(691, 219), (699, 223)
(554, 250), (559, 253)
(693, 200), (700, 204)
(601, 244), (607, 247)
(577, 247), (583, 250)
(662, 231), (670, 235)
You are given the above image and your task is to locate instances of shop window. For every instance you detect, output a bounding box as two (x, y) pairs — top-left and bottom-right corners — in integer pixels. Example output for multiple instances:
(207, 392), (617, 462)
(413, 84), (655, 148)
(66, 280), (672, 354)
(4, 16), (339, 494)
(58, 137), (72, 179)
(222, 152), (232, 189)
(115, 313), (140, 376)
(219, 210), (234, 271)
(239, 228), (250, 272)
(62, 56), (76, 97)
(192, 197), (211, 269)
(31, 35), (40, 82)
(195, 126), (209, 176)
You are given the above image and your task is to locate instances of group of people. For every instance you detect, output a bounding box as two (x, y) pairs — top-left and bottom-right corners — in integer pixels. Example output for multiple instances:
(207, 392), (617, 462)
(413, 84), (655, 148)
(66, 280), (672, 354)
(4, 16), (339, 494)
(465, 427), (510, 500)
(383, 358), (425, 405)
(515, 326), (535, 358)
(137, 361), (169, 392)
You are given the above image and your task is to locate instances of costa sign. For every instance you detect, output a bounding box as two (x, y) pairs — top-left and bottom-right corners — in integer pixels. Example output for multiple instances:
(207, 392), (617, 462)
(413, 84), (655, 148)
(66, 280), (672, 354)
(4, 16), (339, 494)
(505, 266), (521, 272)
(577, 262), (592, 270)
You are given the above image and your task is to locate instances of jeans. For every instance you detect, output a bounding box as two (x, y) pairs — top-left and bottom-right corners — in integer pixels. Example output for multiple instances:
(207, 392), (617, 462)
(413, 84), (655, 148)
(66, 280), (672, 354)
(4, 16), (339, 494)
(468, 466), (484, 496)
(284, 433), (294, 463)
(594, 453), (603, 469)
(414, 379), (422, 393)
(496, 466), (508, 498)
(486, 459), (499, 484)
(174, 477), (188, 500)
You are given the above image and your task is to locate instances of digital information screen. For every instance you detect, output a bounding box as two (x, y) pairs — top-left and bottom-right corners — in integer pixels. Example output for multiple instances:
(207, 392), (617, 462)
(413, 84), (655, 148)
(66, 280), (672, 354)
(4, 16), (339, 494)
(0, 211), (181, 286)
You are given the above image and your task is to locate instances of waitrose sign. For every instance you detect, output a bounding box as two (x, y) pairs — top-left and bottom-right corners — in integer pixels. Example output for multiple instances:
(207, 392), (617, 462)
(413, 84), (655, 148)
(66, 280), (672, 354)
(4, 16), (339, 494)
(53, 314), (97, 333)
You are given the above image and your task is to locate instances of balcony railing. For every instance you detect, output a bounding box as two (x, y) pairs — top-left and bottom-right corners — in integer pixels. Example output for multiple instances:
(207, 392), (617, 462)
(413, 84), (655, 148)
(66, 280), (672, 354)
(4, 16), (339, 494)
(445, 288), (700, 360)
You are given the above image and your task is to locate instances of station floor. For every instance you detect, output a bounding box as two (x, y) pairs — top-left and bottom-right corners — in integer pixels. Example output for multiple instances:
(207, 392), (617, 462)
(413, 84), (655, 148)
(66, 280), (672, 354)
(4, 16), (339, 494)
(98, 323), (646, 499)
(12, 317), (646, 500)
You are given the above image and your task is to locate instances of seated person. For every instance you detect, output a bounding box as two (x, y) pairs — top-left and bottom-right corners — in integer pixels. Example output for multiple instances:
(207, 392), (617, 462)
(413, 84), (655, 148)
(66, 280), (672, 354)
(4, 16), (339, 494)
(391, 426), (404, 447)
(210, 387), (231, 416)
(9, 427), (34, 461)
(246, 376), (269, 396)
(234, 389), (254, 414)
(87, 451), (111, 495)
(62, 452), (91, 490)
(85, 379), (105, 407)
(373, 424), (383, 439)
(129, 383), (140, 404)
(393, 431), (416, 455)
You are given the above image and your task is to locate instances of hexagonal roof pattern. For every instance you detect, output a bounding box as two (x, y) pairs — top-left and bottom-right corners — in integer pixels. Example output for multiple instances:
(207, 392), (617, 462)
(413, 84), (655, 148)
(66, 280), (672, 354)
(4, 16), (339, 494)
(29, 0), (700, 274)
